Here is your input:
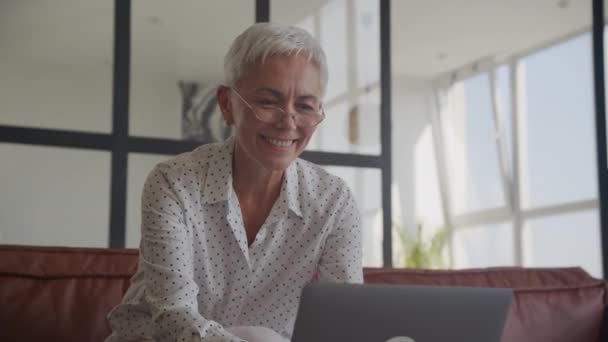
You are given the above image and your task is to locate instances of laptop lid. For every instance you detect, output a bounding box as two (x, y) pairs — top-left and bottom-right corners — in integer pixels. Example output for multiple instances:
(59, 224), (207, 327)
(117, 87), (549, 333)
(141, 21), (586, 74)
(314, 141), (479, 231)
(292, 283), (512, 342)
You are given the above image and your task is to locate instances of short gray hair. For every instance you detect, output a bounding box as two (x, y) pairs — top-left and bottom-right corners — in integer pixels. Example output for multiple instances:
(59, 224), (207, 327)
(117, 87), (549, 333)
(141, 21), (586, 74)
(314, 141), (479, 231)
(223, 22), (328, 96)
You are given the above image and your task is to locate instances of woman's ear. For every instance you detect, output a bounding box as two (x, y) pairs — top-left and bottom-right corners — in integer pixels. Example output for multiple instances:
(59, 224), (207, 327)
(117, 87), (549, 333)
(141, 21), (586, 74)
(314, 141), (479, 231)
(217, 86), (234, 126)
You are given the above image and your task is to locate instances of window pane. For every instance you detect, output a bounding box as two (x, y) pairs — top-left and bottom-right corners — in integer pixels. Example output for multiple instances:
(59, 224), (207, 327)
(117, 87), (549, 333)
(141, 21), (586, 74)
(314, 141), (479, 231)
(324, 166), (383, 267)
(452, 223), (515, 269)
(391, 0), (592, 223)
(320, 0), (348, 100)
(315, 101), (350, 153)
(126, 153), (173, 248)
(0, 144), (111, 247)
(355, 0), (380, 88)
(311, 84), (381, 154)
(523, 210), (602, 278)
(129, 0), (253, 140)
(520, 33), (597, 208)
(355, 88), (382, 154)
(273, 0), (381, 155)
(441, 73), (506, 214)
(0, 0), (113, 133)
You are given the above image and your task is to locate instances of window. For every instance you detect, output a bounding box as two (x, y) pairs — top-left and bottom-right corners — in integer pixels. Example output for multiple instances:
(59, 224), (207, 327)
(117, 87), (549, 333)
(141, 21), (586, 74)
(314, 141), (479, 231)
(272, 0), (382, 155)
(2, 1), (392, 262)
(392, 0), (599, 275)
(524, 210), (602, 277)
(325, 166), (383, 267)
(520, 33), (597, 209)
(440, 73), (506, 214)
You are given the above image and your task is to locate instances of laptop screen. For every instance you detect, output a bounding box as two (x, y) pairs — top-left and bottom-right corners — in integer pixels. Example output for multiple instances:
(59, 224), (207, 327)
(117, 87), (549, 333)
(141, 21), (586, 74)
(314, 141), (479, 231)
(292, 283), (512, 342)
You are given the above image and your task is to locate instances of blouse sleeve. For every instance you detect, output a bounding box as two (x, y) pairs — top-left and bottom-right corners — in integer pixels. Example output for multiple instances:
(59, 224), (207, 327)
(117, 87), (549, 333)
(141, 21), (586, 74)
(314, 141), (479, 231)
(316, 186), (364, 283)
(107, 166), (245, 342)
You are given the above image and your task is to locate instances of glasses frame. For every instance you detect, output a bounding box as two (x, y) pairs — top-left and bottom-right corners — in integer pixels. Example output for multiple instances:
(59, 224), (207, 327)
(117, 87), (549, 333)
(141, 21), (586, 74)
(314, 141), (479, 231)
(229, 86), (326, 128)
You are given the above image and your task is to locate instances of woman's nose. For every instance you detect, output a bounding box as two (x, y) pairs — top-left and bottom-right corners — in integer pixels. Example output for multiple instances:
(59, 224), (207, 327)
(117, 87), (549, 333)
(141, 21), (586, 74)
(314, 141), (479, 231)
(275, 110), (298, 129)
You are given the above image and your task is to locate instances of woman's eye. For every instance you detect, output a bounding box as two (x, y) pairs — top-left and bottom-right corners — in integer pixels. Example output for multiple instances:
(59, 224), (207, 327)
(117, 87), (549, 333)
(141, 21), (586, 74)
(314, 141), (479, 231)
(297, 104), (315, 112)
(256, 99), (276, 106)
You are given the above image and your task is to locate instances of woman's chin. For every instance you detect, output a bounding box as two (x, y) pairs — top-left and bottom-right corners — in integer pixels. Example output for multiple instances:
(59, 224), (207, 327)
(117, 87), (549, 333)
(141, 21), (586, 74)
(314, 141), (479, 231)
(259, 156), (293, 172)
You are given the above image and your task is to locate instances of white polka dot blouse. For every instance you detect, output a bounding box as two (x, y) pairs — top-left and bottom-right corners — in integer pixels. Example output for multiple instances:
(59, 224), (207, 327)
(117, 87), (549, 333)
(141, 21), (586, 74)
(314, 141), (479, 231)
(105, 138), (363, 342)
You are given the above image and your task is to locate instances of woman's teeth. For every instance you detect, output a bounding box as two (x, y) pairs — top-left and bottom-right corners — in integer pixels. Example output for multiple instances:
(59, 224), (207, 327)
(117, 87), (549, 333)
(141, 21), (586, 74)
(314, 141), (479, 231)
(265, 137), (294, 147)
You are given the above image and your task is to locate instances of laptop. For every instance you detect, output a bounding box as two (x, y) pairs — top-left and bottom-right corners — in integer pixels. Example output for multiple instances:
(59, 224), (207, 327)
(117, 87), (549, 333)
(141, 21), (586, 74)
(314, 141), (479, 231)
(291, 283), (512, 342)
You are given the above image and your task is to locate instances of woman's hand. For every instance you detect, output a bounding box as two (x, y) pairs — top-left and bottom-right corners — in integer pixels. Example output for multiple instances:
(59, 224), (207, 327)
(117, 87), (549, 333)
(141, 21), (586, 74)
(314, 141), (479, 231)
(227, 326), (289, 342)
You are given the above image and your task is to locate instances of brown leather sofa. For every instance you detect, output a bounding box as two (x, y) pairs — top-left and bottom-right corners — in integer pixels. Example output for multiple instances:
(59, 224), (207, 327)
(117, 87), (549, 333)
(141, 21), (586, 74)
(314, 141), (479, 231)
(1, 244), (607, 342)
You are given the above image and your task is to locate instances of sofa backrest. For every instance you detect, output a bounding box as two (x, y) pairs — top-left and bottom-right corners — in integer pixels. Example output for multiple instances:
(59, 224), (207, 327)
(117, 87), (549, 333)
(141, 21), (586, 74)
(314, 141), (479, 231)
(365, 267), (608, 342)
(0, 245), (138, 342)
(1, 245), (606, 342)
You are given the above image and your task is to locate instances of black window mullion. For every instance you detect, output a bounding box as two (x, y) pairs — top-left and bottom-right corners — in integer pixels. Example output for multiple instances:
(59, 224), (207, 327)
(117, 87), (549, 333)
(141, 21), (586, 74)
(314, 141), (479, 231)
(0, 126), (113, 151)
(256, 0), (270, 22)
(109, 0), (131, 248)
(380, 0), (393, 267)
(592, 0), (608, 279)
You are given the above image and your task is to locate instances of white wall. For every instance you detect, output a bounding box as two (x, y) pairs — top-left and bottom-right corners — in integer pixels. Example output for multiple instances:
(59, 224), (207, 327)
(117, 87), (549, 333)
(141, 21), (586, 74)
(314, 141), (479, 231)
(390, 75), (447, 266)
(0, 61), (112, 133)
(391, 76), (444, 231)
(0, 144), (111, 247)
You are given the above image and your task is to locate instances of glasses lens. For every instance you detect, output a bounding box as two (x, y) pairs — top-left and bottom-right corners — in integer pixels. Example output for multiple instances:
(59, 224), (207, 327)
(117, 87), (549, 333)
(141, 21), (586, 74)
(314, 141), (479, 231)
(296, 114), (321, 127)
(254, 107), (281, 123)
(253, 106), (323, 127)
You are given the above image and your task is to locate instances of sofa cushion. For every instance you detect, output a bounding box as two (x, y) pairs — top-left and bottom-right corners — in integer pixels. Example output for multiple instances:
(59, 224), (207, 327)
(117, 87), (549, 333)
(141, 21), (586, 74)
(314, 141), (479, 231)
(364, 267), (606, 342)
(502, 283), (606, 342)
(0, 245), (138, 342)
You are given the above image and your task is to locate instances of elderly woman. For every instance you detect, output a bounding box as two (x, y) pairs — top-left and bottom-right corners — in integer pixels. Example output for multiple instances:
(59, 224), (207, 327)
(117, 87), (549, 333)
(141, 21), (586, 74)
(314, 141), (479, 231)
(106, 22), (362, 342)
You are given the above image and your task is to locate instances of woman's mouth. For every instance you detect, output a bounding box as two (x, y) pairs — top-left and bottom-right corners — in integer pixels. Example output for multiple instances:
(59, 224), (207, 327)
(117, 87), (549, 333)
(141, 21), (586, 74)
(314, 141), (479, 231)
(262, 135), (296, 148)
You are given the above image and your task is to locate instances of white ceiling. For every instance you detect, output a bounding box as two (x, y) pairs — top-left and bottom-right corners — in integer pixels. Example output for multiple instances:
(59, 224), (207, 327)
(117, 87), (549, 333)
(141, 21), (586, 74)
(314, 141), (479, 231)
(391, 0), (592, 78)
(0, 0), (596, 81)
(274, 0), (594, 78)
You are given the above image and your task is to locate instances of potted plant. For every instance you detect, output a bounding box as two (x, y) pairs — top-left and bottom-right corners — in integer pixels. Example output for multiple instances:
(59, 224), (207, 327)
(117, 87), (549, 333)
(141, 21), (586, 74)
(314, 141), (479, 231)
(393, 222), (448, 269)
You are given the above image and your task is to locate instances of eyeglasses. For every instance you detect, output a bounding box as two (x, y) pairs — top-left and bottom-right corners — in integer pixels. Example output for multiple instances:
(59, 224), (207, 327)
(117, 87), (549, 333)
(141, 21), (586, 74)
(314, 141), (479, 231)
(230, 87), (325, 128)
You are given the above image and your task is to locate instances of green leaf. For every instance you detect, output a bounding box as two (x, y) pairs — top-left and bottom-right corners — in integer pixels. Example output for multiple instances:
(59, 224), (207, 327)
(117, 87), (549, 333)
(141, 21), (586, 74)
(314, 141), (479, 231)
(393, 222), (448, 269)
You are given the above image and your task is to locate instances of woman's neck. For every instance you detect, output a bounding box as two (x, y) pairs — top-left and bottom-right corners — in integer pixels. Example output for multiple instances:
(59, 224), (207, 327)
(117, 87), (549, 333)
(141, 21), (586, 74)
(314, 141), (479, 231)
(232, 145), (284, 208)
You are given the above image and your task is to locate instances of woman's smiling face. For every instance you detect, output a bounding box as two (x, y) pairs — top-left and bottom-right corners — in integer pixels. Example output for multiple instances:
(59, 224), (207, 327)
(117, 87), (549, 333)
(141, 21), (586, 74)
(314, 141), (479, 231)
(220, 54), (323, 172)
